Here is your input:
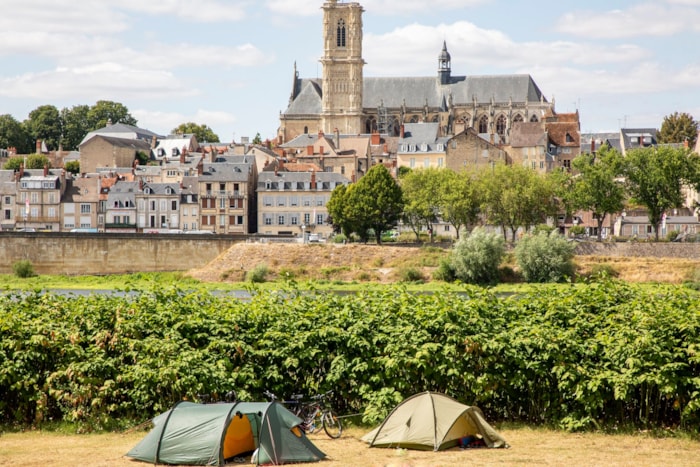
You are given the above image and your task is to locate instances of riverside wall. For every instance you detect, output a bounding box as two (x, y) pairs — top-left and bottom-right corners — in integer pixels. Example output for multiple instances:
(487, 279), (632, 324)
(573, 241), (700, 259)
(0, 233), (242, 275)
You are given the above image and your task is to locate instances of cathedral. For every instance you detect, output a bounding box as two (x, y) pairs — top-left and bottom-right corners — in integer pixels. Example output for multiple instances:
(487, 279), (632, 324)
(278, 0), (555, 144)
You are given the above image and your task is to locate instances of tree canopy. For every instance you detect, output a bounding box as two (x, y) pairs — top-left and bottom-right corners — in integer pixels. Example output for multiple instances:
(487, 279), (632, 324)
(3, 154), (51, 170)
(171, 122), (220, 143)
(570, 145), (627, 241)
(0, 114), (31, 154)
(25, 105), (62, 151)
(623, 146), (700, 240)
(328, 165), (403, 243)
(658, 112), (698, 149)
(86, 100), (137, 130)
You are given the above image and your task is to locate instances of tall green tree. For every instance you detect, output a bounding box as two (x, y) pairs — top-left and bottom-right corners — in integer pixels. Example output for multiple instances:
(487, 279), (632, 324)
(440, 170), (481, 239)
(24, 105), (62, 151)
(0, 114), (32, 154)
(570, 146), (627, 241)
(623, 146), (700, 240)
(400, 168), (442, 242)
(478, 163), (558, 242)
(329, 165), (403, 243)
(171, 122), (220, 143)
(87, 100), (137, 129)
(658, 112), (698, 148)
(60, 105), (91, 150)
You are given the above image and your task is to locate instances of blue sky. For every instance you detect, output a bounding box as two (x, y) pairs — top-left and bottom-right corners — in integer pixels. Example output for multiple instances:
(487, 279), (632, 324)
(2, 0), (700, 144)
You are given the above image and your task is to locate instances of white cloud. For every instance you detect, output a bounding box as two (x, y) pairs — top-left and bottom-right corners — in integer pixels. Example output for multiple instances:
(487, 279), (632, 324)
(133, 109), (238, 138)
(116, 0), (248, 22)
(0, 65), (194, 101)
(265, 0), (486, 17)
(556, 3), (700, 39)
(364, 22), (649, 76)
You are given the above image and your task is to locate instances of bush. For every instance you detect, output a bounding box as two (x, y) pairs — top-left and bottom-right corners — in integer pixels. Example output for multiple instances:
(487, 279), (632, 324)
(589, 263), (619, 280)
(331, 233), (347, 244)
(12, 260), (35, 278)
(398, 267), (424, 283)
(514, 231), (575, 283)
(432, 258), (455, 282)
(245, 264), (268, 283)
(569, 225), (586, 237)
(450, 227), (505, 285)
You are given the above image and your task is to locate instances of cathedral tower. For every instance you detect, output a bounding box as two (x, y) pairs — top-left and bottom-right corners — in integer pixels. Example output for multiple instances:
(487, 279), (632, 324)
(320, 0), (365, 135)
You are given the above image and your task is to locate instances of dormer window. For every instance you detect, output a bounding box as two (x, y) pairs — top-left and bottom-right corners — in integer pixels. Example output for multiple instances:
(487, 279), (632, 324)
(437, 143), (444, 151)
(420, 143), (428, 152)
(144, 187), (151, 194)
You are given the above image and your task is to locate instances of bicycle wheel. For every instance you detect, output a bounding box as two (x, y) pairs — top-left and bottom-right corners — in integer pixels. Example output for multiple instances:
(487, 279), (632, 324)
(322, 410), (342, 438)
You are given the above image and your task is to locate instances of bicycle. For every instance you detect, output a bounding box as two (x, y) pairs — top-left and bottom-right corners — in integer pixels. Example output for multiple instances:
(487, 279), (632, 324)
(264, 390), (342, 439)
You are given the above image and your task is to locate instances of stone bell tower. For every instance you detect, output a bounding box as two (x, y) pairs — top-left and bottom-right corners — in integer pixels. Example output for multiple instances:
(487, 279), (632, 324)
(320, 0), (365, 136)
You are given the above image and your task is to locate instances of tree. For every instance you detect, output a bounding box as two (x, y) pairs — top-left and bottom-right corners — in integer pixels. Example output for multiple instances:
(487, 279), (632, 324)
(478, 163), (558, 242)
(570, 145), (627, 241)
(87, 100), (137, 130)
(330, 165), (403, 243)
(3, 154), (51, 170)
(0, 114), (31, 154)
(450, 227), (505, 284)
(440, 170), (481, 239)
(60, 105), (91, 150)
(64, 160), (80, 175)
(399, 168), (442, 242)
(252, 133), (263, 145)
(24, 105), (62, 151)
(658, 112), (698, 149)
(623, 146), (700, 240)
(171, 122), (220, 143)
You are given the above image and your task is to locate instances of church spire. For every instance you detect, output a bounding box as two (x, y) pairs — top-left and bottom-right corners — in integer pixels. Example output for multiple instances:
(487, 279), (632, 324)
(438, 40), (451, 85)
(288, 61), (299, 105)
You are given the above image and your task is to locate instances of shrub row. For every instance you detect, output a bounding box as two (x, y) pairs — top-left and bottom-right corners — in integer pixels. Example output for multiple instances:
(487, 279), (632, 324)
(0, 282), (699, 432)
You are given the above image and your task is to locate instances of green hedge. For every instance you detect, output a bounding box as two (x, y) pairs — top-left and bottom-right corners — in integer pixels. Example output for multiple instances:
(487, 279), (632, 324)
(0, 282), (699, 432)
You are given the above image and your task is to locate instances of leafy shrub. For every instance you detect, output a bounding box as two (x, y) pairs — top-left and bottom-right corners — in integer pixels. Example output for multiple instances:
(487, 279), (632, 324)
(533, 223), (556, 235)
(432, 258), (455, 282)
(569, 225), (586, 237)
(514, 230), (575, 283)
(331, 234), (347, 244)
(589, 263), (619, 280)
(277, 267), (296, 280)
(245, 264), (268, 283)
(398, 267), (424, 283)
(665, 230), (680, 242)
(12, 260), (35, 278)
(450, 227), (505, 284)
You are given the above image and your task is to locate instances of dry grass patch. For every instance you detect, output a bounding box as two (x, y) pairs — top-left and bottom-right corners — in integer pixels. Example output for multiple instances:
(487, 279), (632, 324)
(1, 426), (699, 467)
(575, 256), (700, 283)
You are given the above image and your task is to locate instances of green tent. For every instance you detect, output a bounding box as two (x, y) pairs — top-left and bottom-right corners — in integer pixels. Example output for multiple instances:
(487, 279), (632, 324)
(362, 391), (508, 451)
(126, 401), (325, 465)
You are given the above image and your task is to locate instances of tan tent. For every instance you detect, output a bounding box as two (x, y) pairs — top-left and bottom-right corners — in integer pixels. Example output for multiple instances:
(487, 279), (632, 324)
(362, 392), (508, 451)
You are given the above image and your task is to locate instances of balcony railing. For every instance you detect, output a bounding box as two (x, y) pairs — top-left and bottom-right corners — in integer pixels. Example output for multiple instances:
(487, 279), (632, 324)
(202, 190), (244, 199)
(104, 222), (137, 229)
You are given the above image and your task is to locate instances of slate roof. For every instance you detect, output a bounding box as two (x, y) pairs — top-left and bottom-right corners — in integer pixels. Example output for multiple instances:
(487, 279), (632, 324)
(257, 171), (350, 190)
(81, 135), (153, 151)
(285, 74), (546, 116)
(199, 163), (252, 182)
(80, 123), (162, 146)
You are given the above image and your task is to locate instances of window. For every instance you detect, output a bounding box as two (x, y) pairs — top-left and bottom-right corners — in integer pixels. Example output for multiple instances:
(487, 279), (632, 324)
(437, 158), (444, 167)
(263, 196), (272, 206)
(304, 213), (310, 224)
(278, 196), (286, 206)
(31, 192), (38, 204)
(4, 209), (10, 220)
(336, 19), (346, 47)
(237, 215), (243, 225)
(264, 215), (272, 225)
(530, 115), (539, 123)
(290, 196), (298, 206)
(4, 196), (10, 205)
(171, 200), (177, 210)
(48, 207), (55, 218)
(160, 200), (167, 211)
(424, 158), (430, 168)
(444, 225), (450, 231)
(496, 115), (506, 136)
(317, 214), (324, 225)
(219, 197), (226, 209)
(278, 215), (285, 225)
(317, 198), (323, 206)
(291, 216), (298, 225)
(478, 115), (488, 133)
(409, 158), (416, 168)
(220, 214), (226, 227)
(114, 215), (121, 224)
(150, 200), (156, 211)
(80, 204), (91, 214)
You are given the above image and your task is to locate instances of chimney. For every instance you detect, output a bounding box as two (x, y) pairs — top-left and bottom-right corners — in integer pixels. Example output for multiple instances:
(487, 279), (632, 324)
(307, 145), (314, 156)
(310, 170), (316, 190)
(334, 128), (340, 149)
(19, 163), (24, 179)
(318, 129), (324, 139)
(151, 135), (157, 149)
(371, 131), (381, 146)
(400, 125), (405, 138)
(320, 145), (324, 155)
(36, 139), (42, 154)
(139, 178), (144, 191)
(180, 149), (186, 164)
(43, 164), (48, 177)
(383, 143), (388, 154)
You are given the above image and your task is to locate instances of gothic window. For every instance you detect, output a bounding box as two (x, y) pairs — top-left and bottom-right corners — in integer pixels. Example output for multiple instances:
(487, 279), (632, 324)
(478, 115), (488, 133)
(304, 126), (308, 134)
(410, 115), (419, 123)
(337, 19), (346, 47)
(365, 117), (377, 134)
(530, 115), (539, 123)
(431, 115), (439, 123)
(496, 115), (506, 136)
(513, 114), (524, 123)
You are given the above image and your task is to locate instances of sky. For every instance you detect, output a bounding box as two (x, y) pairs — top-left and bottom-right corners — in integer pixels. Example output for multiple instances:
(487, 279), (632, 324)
(2, 0), (700, 144)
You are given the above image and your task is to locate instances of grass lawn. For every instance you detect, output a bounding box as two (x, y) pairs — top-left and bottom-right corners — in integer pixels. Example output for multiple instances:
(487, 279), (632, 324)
(1, 426), (698, 466)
